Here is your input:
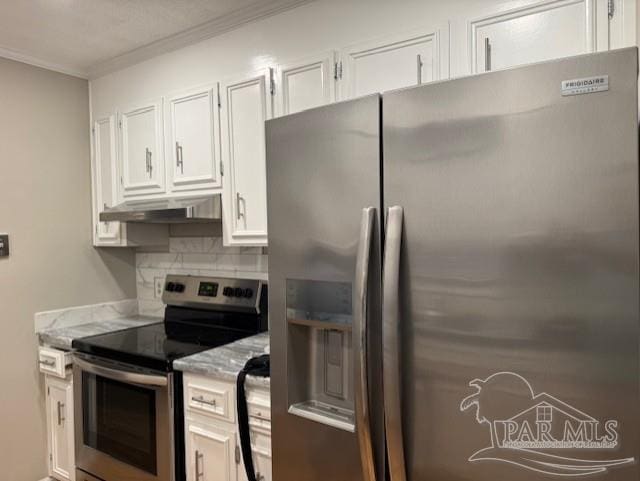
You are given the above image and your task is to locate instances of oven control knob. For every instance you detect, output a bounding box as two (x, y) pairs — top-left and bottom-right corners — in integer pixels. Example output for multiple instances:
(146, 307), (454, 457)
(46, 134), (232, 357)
(234, 288), (243, 297)
(174, 283), (185, 293)
(166, 282), (176, 292)
(244, 288), (253, 298)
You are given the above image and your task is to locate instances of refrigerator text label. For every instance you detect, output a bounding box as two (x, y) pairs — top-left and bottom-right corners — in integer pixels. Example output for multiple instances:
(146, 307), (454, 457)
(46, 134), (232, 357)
(562, 75), (609, 96)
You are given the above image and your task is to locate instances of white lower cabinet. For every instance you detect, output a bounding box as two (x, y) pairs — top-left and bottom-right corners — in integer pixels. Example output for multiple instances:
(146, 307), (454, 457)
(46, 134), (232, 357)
(45, 374), (75, 481)
(184, 374), (271, 481)
(186, 420), (237, 481)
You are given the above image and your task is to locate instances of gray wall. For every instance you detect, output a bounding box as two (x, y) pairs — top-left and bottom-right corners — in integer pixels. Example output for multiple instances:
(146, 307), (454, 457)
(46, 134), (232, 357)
(0, 57), (136, 481)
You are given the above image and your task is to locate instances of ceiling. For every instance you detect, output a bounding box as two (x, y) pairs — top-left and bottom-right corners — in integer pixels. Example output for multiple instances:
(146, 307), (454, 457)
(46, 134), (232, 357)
(0, 0), (311, 78)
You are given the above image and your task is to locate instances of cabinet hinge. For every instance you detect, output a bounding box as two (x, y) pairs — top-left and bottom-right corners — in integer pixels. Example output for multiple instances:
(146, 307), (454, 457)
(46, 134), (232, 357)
(235, 445), (241, 464)
(334, 61), (343, 80)
(608, 0), (615, 18)
(269, 67), (276, 96)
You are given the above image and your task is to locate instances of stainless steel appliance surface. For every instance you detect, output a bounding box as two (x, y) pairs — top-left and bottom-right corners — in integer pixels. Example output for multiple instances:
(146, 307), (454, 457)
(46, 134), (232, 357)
(73, 275), (268, 481)
(100, 194), (222, 223)
(266, 48), (639, 481)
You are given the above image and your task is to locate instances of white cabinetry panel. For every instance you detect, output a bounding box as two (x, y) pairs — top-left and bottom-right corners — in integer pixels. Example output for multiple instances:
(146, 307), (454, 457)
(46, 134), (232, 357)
(470, 0), (607, 74)
(339, 26), (449, 100)
(92, 115), (122, 245)
(220, 72), (271, 246)
(120, 99), (165, 197)
(46, 374), (75, 481)
(186, 421), (237, 481)
(168, 86), (221, 192)
(275, 51), (336, 116)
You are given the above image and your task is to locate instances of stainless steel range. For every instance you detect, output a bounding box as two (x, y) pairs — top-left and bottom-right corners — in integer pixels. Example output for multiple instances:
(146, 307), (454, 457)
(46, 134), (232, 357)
(72, 275), (267, 481)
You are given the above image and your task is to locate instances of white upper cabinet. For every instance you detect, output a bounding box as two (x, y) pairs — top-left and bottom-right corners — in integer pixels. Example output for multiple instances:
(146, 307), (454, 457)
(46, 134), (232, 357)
(275, 51), (337, 117)
(338, 26), (449, 100)
(92, 115), (121, 245)
(119, 99), (165, 197)
(220, 71), (272, 246)
(470, 0), (608, 74)
(168, 86), (222, 192)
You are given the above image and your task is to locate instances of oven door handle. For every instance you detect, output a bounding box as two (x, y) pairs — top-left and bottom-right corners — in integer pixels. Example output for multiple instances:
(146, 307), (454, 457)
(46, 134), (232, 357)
(74, 356), (168, 387)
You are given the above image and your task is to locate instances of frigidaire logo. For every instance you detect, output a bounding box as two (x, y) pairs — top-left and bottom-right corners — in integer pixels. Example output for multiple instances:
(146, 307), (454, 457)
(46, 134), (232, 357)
(460, 372), (635, 476)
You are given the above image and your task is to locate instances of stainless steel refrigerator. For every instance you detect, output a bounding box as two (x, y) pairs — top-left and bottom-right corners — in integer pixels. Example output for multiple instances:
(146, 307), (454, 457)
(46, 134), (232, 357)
(265, 47), (640, 481)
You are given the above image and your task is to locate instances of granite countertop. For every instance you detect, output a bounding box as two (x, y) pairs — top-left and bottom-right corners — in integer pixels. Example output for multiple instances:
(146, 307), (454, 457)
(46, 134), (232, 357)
(174, 332), (271, 388)
(38, 315), (160, 350)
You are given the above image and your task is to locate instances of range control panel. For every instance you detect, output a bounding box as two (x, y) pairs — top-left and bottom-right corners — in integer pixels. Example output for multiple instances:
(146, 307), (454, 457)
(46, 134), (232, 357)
(162, 275), (263, 313)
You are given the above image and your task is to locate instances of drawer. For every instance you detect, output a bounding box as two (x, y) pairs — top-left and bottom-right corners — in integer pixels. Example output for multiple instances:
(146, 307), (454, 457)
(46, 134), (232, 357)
(38, 347), (71, 378)
(246, 388), (271, 422)
(250, 427), (272, 456)
(185, 375), (235, 423)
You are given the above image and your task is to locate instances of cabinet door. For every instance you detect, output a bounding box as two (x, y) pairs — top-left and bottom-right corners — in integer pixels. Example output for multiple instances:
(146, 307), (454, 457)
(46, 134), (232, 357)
(220, 72), (272, 246)
(471, 0), (607, 74)
(275, 52), (336, 117)
(253, 451), (272, 481)
(120, 100), (165, 197)
(92, 115), (121, 245)
(168, 87), (221, 192)
(186, 421), (237, 481)
(46, 376), (74, 481)
(339, 26), (448, 100)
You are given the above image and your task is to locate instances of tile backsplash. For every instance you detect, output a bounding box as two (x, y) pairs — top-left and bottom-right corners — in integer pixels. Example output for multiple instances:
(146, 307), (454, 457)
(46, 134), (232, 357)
(137, 236), (268, 317)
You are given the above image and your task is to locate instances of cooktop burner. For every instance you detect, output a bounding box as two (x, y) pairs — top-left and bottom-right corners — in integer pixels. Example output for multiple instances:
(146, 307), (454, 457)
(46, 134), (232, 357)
(72, 275), (268, 372)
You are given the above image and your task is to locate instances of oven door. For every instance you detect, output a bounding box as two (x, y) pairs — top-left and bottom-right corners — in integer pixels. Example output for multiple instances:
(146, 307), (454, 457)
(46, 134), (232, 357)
(73, 354), (174, 481)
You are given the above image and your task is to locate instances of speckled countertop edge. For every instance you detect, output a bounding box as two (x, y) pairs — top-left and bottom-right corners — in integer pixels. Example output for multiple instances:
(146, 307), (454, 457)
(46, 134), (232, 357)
(174, 332), (270, 388)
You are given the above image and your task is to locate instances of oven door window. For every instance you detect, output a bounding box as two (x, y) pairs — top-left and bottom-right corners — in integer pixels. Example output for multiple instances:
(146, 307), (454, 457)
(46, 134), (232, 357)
(82, 371), (157, 475)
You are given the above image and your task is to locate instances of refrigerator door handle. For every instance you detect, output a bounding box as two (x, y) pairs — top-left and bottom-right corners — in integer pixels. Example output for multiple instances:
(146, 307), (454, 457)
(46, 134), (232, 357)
(354, 206), (377, 481)
(383, 206), (407, 481)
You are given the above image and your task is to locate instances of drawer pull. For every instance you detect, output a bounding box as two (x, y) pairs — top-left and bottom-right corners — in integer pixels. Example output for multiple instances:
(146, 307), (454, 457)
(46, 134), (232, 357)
(192, 395), (217, 407)
(39, 359), (56, 367)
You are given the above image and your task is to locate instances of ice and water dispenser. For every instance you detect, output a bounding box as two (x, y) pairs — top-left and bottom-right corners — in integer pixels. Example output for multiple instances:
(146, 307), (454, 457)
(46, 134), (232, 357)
(286, 279), (355, 432)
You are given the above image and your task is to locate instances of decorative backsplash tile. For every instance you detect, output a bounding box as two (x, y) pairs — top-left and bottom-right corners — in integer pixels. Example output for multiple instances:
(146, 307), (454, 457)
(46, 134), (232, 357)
(137, 236), (268, 317)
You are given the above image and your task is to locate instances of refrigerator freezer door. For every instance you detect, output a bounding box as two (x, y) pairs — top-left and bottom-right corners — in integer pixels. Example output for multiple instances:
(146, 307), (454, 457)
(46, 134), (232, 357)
(266, 95), (384, 481)
(383, 48), (639, 481)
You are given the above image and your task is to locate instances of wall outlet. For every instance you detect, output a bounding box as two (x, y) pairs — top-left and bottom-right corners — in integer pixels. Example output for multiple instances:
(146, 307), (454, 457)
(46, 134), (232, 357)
(154, 277), (165, 299)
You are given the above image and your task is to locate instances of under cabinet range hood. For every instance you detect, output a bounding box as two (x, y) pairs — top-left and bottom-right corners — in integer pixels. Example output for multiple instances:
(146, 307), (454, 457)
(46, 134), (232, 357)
(100, 195), (222, 223)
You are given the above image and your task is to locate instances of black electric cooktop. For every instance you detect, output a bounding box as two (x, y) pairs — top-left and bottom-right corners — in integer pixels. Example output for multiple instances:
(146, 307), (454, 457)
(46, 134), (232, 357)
(72, 275), (268, 372)
(72, 321), (252, 371)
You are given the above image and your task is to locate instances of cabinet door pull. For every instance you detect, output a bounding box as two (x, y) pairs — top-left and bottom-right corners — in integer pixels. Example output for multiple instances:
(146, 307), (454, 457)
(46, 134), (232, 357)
(39, 359), (56, 367)
(195, 450), (204, 481)
(484, 38), (492, 72)
(148, 150), (153, 177)
(417, 54), (423, 85)
(176, 142), (184, 174)
(145, 148), (150, 173)
(236, 193), (244, 220)
(57, 401), (65, 425)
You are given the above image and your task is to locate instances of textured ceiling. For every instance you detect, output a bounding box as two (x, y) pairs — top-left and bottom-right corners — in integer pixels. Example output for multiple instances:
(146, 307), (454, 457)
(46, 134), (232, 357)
(0, 0), (305, 77)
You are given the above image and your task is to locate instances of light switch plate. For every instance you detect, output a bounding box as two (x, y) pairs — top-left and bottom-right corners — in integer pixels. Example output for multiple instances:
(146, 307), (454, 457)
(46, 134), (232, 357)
(0, 234), (8, 257)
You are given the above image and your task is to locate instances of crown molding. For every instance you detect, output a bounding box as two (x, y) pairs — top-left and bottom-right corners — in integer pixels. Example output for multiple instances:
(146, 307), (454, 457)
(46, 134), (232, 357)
(0, 45), (88, 79)
(87, 0), (315, 79)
